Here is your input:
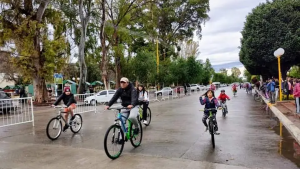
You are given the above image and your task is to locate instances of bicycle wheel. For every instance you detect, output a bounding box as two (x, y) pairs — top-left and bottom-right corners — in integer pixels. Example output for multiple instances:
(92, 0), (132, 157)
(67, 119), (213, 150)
(104, 124), (125, 160)
(144, 107), (152, 126)
(130, 120), (143, 147)
(222, 108), (226, 117)
(209, 120), (215, 148)
(70, 114), (83, 133)
(46, 117), (62, 140)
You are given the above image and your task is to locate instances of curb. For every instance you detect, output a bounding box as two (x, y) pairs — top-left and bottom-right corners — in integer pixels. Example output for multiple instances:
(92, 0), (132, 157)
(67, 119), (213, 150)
(256, 89), (300, 145)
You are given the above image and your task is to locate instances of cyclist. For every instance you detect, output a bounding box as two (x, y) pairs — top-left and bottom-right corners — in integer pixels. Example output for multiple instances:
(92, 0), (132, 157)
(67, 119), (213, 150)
(52, 87), (77, 132)
(232, 83), (237, 94)
(105, 77), (139, 135)
(217, 89), (230, 113)
(137, 84), (149, 124)
(199, 90), (221, 133)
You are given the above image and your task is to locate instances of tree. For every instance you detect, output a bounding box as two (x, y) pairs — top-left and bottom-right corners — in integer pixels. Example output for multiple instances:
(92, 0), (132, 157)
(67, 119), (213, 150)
(289, 66), (300, 78)
(231, 67), (241, 78)
(0, 1), (68, 103)
(178, 40), (199, 58)
(239, 0), (300, 78)
(244, 69), (252, 82)
(219, 68), (227, 75)
(202, 59), (214, 84)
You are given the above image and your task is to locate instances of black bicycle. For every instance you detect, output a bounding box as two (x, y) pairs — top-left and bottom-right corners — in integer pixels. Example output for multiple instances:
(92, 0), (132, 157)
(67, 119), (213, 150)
(46, 106), (82, 140)
(200, 108), (221, 148)
(138, 104), (152, 126)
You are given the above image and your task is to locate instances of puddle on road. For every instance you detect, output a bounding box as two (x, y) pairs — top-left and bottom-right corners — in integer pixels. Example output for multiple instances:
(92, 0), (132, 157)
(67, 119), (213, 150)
(267, 110), (300, 168)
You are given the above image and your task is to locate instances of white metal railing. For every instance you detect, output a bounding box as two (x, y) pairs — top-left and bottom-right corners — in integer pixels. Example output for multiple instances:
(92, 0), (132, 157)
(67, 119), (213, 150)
(74, 93), (97, 114)
(161, 90), (171, 101)
(0, 97), (34, 127)
(172, 88), (179, 99)
(149, 89), (160, 102)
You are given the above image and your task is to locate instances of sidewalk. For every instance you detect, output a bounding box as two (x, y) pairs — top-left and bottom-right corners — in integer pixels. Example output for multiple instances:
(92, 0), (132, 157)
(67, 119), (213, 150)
(275, 101), (300, 130)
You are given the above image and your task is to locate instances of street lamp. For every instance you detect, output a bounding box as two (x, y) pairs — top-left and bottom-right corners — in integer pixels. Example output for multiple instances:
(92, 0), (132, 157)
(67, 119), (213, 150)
(72, 77), (80, 83)
(274, 48), (285, 101)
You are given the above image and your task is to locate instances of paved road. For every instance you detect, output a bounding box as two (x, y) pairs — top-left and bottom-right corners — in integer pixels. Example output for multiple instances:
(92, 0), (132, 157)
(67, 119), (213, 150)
(0, 87), (299, 169)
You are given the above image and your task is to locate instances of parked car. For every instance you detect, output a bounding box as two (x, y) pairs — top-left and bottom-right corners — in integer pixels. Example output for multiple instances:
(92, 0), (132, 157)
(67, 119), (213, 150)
(198, 85), (208, 90)
(0, 91), (15, 114)
(190, 84), (200, 91)
(84, 90), (120, 105)
(155, 87), (173, 96)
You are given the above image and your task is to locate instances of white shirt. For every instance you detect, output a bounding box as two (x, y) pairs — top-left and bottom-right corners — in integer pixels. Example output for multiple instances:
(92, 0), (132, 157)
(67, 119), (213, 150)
(138, 91), (149, 101)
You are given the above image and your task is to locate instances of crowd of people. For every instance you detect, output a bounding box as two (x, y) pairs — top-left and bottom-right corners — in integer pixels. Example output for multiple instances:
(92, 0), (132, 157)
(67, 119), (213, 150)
(253, 77), (300, 114)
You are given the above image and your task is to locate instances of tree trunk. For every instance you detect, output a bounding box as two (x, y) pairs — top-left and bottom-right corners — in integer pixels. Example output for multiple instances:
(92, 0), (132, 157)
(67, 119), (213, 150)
(78, 0), (90, 94)
(100, 0), (110, 90)
(33, 75), (48, 103)
(113, 29), (121, 88)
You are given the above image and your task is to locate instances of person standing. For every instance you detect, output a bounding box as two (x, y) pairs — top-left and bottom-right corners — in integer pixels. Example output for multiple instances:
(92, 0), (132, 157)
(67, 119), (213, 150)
(293, 79), (300, 114)
(275, 78), (279, 101)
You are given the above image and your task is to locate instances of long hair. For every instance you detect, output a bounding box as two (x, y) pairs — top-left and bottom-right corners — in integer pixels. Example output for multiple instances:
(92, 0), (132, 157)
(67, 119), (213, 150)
(138, 84), (146, 96)
(203, 89), (215, 98)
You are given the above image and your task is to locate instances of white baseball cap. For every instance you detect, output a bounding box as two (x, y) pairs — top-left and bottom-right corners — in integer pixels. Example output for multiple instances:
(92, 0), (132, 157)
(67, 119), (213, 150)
(120, 77), (129, 83)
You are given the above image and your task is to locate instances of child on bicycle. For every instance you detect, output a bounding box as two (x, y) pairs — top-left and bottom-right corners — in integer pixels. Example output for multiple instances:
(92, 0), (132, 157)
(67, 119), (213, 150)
(52, 87), (77, 132)
(217, 89), (230, 113)
(199, 89), (221, 133)
(137, 84), (149, 124)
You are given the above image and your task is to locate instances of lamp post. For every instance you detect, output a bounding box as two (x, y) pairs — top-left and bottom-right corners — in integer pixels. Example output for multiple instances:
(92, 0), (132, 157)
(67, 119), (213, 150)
(274, 48), (285, 102)
(72, 77), (80, 84)
(274, 48), (284, 138)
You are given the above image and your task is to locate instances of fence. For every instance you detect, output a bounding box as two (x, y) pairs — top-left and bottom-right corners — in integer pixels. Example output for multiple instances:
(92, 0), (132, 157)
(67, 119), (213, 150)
(0, 97), (34, 127)
(74, 93), (97, 114)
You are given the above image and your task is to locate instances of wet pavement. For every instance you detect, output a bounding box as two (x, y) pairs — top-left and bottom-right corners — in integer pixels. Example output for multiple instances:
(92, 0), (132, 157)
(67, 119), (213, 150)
(0, 87), (299, 169)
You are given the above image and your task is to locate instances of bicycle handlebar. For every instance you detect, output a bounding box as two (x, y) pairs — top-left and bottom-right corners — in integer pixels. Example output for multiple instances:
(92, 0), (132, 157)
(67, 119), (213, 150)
(199, 108), (222, 111)
(108, 107), (129, 111)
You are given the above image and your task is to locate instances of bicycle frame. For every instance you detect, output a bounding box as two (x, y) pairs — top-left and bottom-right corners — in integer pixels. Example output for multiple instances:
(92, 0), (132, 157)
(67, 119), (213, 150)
(115, 112), (132, 140)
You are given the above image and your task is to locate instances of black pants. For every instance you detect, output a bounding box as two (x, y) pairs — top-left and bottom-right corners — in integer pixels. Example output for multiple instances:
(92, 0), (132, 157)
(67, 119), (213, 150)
(202, 112), (218, 128)
(139, 101), (149, 121)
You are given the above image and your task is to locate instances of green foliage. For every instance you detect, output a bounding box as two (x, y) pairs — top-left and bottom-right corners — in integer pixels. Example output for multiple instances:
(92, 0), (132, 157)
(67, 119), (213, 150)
(213, 73), (242, 84)
(289, 66), (300, 78)
(240, 0), (300, 78)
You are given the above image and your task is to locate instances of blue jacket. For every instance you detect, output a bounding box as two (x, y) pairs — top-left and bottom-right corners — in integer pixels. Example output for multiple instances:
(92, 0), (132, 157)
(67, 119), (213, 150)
(267, 82), (275, 92)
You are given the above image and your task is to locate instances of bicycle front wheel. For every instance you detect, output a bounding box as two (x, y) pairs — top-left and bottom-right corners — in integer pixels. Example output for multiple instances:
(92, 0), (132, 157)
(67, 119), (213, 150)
(130, 120), (143, 147)
(209, 120), (215, 148)
(70, 114), (83, 133)
(46, 117), (62, 140)
(144, 107), (152, 126)
(104, 124), (124, 160)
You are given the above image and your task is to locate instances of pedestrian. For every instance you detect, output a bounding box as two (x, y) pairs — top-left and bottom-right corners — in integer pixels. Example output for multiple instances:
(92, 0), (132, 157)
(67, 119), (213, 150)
(284, 77), (292, 100)
(275, 78), (279, 100)
(267, 79), (276, 104)
(293, 79), (300, 114)
(89, 85), (94, 93)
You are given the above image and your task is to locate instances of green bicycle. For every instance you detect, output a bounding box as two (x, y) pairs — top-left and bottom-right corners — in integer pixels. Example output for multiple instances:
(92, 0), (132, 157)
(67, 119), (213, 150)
(138, 104), (152, 126)
(200, 108), (221, 148)
(104, 107), (143, 160)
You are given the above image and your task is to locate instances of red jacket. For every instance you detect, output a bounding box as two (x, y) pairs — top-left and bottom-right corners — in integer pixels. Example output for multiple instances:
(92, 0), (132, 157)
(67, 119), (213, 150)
(218, 93), (230, 101)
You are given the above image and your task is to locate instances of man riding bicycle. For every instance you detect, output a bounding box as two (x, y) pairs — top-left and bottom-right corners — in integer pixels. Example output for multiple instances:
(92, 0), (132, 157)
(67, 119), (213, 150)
(105, 77), (139, 135)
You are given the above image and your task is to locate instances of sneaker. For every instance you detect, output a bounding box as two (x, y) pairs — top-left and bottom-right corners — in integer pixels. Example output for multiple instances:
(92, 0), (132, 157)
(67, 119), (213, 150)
(63, 124), (69, 132)
(205, 127), (208, 132)
(133, 128), (139, 135)
(143, 120), (148, 124)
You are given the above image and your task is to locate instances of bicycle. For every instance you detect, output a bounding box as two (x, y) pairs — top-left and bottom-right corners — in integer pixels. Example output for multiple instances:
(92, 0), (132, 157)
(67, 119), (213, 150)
(138, 103), (152, 126)
(254, 90), (261, 102)
(219, 100), (228, 117)
(46, 106), (83, 140)
(104, 107), (143, 160)
(199, 108), (221, 148)
(233, 89), (237, 96)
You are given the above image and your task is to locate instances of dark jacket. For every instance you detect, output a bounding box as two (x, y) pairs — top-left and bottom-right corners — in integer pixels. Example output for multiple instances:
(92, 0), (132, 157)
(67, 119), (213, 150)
(107, 83), (138, 107)
(53, 93), (77, 107)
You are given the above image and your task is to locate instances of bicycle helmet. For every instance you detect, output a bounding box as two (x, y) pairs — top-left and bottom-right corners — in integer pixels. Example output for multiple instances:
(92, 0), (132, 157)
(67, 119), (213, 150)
(221, 89), (225, 92)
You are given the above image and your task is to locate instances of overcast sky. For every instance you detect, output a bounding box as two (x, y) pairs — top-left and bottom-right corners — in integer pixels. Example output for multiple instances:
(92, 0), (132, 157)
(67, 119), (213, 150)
(195, 0), (266, 67)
